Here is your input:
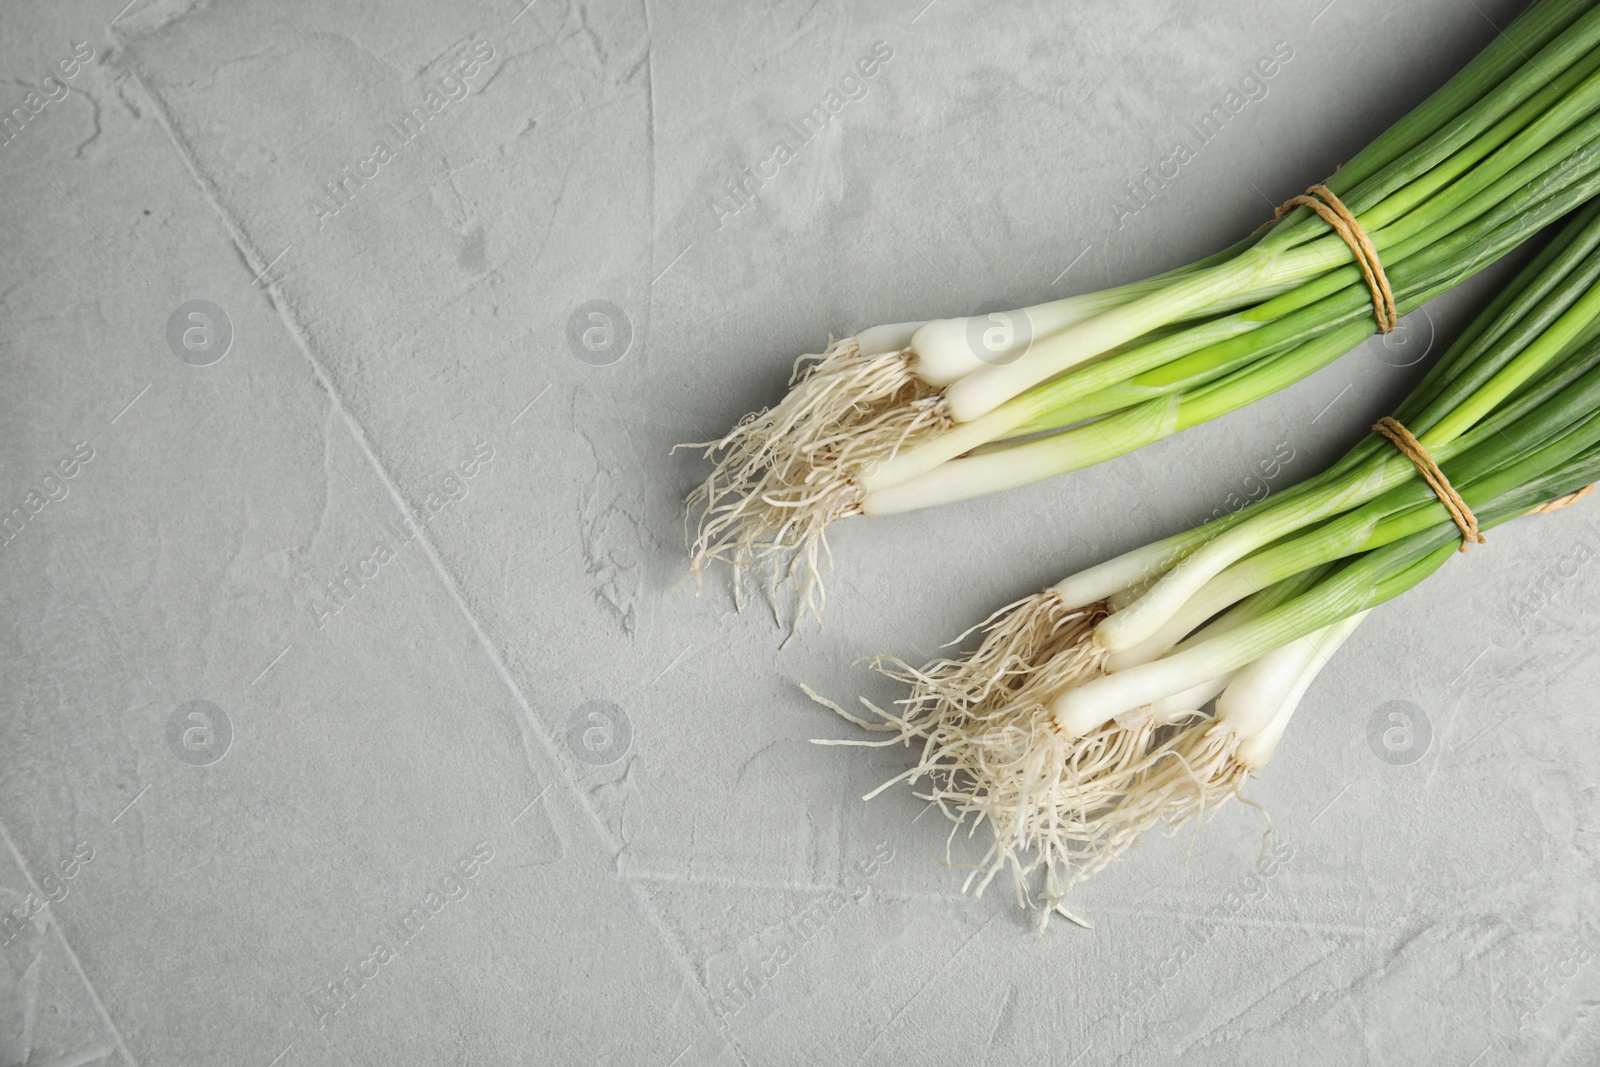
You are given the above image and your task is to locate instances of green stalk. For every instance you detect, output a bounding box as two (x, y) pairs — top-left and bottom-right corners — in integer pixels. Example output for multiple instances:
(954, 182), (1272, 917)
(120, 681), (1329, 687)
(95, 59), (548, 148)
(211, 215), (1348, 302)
(1369, 98), (1600, 257)
(1122, 341), (1600, 642)
(1271, 0), (1600, 244)
(1357, 37), (1600, 233)
(944, 2), (1600, 425)
(1055, 417), (1600, 734)
(1053, 523), (1463, 734)
(1425, 263), (1600, 443)
(960, 202), (1600, 633)
(908, 152), (1600, 469)
(1199, 397), (1600, 610)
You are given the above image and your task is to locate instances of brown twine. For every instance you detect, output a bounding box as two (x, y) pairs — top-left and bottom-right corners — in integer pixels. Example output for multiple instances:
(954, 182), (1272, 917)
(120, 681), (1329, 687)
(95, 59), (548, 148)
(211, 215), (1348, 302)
(1372, 417), (1595, 539)
(1528, 483), (1596, 514)
(1371, 417), (1483, 551)
(1272, 183), (1397, 333)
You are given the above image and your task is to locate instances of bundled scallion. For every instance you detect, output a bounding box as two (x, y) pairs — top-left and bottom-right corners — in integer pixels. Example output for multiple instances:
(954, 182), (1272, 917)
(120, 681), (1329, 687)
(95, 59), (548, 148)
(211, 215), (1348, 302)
(688, 0), (1600, 622)
(813, 197), (1600, 929)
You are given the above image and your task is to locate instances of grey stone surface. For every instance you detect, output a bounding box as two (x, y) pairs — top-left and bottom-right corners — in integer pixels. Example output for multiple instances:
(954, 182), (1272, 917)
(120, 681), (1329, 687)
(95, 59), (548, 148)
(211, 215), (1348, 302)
(3, 0), (1598, 1063)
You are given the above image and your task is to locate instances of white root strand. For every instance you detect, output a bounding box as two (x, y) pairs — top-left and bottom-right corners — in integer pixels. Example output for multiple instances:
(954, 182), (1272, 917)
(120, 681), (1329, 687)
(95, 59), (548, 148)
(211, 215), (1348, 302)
(682, 337), (950, 627)
(815, 592), (1356, 927)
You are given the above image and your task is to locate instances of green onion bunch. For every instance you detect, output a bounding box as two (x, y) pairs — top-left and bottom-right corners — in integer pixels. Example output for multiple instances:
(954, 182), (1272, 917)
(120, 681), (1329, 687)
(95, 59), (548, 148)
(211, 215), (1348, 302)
(815, 198), (1600, 929)
(688, 0), (1600, 624)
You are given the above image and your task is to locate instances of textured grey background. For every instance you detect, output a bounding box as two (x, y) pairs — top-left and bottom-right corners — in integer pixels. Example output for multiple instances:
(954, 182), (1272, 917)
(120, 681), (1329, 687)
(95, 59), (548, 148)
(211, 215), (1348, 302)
(3, 0), (1598, 1063)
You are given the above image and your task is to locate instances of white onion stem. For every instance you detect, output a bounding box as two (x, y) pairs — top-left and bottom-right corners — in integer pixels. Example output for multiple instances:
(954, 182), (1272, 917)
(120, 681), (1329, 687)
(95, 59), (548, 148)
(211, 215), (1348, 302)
(1095, 461), (1400, 652)
(1232, 611), (1369, 769)
(856, 320), (928, 356)
(941, 241), (1350, 422)
(1148, 672), (1234, 722)
(1046, 531), (1200, 611)
(909, 277), (1200, 387)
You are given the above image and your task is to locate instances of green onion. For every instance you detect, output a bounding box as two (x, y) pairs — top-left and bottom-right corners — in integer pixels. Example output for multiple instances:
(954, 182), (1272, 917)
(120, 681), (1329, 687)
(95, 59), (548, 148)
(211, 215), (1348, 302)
(813, 198), (1600, 930)
(686, 0), (1600, 624)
